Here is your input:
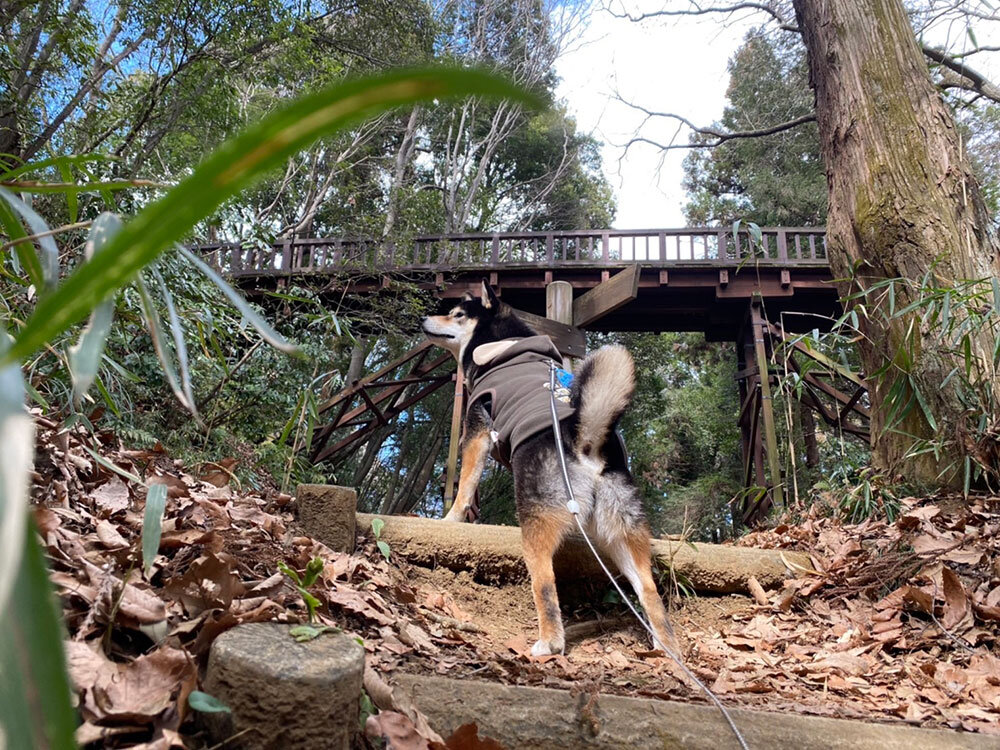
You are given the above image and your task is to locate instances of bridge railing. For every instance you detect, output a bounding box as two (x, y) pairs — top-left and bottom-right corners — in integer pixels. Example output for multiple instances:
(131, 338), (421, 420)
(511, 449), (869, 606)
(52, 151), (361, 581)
(198, 227), (827, 277)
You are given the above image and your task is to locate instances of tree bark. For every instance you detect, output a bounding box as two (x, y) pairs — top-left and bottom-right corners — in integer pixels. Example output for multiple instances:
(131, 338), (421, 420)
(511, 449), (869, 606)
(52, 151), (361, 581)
(800, 402), (819, 469)
(382, 107), (420, 239)
(792, 0), (1000, 486)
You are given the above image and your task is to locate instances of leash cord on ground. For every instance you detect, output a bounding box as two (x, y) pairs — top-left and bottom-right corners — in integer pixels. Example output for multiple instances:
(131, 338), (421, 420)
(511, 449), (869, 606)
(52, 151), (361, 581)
(547, 362), (750, 750)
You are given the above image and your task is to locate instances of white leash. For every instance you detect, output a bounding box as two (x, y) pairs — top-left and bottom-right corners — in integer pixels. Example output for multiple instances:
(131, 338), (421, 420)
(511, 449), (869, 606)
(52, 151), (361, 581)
(547, 362), (750, 750)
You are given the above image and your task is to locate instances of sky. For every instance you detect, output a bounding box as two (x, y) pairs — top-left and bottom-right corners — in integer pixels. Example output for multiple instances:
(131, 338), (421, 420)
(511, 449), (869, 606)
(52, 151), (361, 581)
(555, 7), (765, 228)
(555, 3), (1000, 230)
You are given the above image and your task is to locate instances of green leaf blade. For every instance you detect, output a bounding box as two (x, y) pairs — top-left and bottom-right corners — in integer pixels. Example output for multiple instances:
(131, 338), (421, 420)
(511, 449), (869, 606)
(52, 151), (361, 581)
(0, 525), (78, 750)
(188, 690), (232, 714)
(67, 214), (122, 404)
(4, 67), (536, 366)
(142, 483), (168, 575)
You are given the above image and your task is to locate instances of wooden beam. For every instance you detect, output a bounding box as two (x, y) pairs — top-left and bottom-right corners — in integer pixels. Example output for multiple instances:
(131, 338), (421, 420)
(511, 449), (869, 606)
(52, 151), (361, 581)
(571, 264), (640, 327)
(511, 307), (587, 359)
(751, 303), (784, 512)
(443, 370), (465, 512)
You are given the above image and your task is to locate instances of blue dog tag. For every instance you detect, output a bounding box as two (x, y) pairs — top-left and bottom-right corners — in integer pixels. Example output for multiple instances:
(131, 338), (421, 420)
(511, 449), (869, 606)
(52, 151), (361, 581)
(555, 368), (574, 388)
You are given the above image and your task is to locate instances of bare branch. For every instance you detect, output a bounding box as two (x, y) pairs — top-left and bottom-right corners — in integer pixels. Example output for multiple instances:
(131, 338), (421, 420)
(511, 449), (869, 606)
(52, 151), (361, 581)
(951, 45), (1000, 59)
(604, 0), (800, 32)
(615, 94), (815, 153)
(922, 45), (1000, 105)
(607, 3), (999, 110)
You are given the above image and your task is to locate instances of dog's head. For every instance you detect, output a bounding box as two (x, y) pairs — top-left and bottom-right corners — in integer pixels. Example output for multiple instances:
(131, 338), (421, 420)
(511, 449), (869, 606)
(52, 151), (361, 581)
(422, 281), (535, 366)
(421, 281), (502, 358)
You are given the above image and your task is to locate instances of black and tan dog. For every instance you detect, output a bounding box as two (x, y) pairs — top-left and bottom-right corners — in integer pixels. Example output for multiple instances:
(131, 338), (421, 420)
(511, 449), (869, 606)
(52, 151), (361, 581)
(422, 282), (675, 656)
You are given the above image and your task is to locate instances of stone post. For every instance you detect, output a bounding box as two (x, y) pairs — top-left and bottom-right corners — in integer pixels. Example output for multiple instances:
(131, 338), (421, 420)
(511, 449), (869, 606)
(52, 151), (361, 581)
(204, 622), (364, 749)
(297, 484), (357, 553)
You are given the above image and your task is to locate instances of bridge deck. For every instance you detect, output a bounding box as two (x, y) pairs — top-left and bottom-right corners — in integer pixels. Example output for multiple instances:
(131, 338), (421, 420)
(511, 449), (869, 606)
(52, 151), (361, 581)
(202, 227), (839, 338)
(201, 227), (828, 275)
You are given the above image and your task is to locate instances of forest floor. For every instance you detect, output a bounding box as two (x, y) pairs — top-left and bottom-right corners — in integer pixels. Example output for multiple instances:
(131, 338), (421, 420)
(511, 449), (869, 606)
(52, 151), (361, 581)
(32, 417), (1000, 749)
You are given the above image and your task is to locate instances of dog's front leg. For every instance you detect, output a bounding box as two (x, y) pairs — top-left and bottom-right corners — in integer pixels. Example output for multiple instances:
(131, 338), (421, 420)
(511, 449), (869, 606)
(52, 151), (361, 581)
(443, 404), (491, 522)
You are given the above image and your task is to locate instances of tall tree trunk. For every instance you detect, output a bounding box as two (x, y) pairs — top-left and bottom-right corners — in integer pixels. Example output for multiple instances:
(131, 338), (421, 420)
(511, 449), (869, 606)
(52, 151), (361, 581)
(382, 107), (420, 239)
(345, 338), (367, 387)
(389, 426), (445, 515)
(800, 402), (819, 469)
(792, 0), (1000, 486)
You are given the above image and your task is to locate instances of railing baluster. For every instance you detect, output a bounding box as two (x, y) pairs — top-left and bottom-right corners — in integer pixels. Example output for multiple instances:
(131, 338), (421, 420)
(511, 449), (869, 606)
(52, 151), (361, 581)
(197, 226), (833, 280)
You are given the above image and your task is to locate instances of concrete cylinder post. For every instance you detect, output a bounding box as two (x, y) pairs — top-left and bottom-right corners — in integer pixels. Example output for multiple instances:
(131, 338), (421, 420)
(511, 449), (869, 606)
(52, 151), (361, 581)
(297, 484), (357, 553)
(204, 622), (365, 749)
(546, 280), (574, 368)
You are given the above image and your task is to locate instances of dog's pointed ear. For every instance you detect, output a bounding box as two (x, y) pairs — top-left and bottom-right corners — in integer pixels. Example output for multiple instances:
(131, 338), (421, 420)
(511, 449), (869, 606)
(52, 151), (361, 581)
(461, 291), (475, 302)
(480, 280), (500, 309)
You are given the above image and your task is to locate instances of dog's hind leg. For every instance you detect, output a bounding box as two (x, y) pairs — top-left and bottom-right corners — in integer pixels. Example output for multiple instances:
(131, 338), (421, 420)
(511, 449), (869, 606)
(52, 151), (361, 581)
(520, 508), (573, 656)
(604, 523), (679, 655)
(443, 403), (491, 522)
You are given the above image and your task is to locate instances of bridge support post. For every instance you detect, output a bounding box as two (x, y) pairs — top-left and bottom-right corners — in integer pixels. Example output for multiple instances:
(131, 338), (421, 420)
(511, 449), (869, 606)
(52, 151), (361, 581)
(735, 300), (784, 527)
(546, 280), (575, 368)
(443, 368), (466, 517)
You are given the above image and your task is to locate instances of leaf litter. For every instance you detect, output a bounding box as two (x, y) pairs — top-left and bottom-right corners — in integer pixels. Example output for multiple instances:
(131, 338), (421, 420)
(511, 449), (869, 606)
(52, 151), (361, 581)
(29, 417), (1000, 746)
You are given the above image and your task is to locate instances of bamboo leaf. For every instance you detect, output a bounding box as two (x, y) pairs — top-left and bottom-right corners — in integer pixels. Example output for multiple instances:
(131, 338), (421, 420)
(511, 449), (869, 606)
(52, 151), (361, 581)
(0, 523), (78, 750)
(278, 390), (306, 445)
(0, 331), (33, 616)
(0, 186), (58, 289)
(81, 445), (143, 484)
(142, 482), (168, 575)
(67, 214), (121, 405)
(178, 247), (297, 355)
(136, 274), (196, 413)
(0, 179), (167, 194)
(910, 378), (938, 432)
(56, 158), (78, 223)
(0, 194), (44, 290)
(153, 268), (198, 420)
(4, 67), (536, 366)
(0, 153), (118, 182)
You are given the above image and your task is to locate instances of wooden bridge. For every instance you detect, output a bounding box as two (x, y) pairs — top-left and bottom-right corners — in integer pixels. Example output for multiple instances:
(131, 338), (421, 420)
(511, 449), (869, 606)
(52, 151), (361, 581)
(204, 227), (869, 525)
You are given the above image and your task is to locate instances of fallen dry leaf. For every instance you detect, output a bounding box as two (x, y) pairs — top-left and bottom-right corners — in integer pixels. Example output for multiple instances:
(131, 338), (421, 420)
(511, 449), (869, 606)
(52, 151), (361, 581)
(942, 567), (974, 632)
(366, 711), (429, 750)
(91, 478), (130, 515)
(442, 723), (506, 750)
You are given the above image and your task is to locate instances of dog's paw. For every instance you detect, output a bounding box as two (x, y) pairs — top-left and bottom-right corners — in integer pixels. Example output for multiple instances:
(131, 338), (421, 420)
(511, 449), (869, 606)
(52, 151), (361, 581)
(530, 638), (564, 657)
(442, 508), (465, 522)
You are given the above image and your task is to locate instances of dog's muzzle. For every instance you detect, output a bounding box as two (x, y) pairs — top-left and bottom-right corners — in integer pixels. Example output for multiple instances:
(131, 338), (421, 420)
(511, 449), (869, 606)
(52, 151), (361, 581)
(421, 321), (453, 339)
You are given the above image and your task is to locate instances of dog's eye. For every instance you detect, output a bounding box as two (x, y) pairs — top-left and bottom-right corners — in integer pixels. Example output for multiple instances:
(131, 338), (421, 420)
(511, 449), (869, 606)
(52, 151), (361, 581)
(453, 311), (464, 319)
